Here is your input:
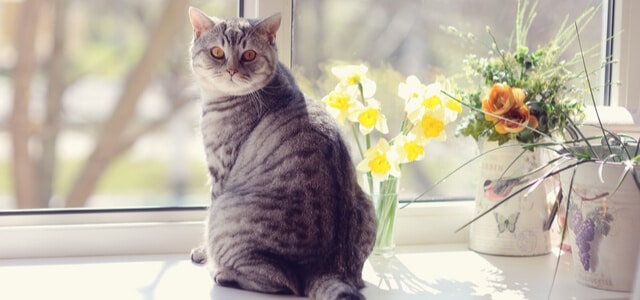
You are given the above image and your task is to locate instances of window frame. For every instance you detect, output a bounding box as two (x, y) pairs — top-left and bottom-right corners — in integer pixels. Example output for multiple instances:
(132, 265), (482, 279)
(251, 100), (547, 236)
(610, 0), (640, 123)
(0, 207), (207, 258)
(1, 0), (637, 259)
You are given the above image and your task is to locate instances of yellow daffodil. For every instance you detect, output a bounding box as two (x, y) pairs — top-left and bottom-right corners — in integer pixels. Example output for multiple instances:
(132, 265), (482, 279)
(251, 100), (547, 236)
(348, 99), (389, 135)
(398, 75), (427, 103)
(331, 64), (377, 98)
(411, 109), (447, 141)
(322, 67), (458, 185)
(393, 134), (428, 163)
(321, 88), (359, 125)
(437, 96), (463, 124)
(356, 138), (401, 182)
(436, 78), (463, 123)
(445, 97), (463, 116)
(405, 82), (445, 124)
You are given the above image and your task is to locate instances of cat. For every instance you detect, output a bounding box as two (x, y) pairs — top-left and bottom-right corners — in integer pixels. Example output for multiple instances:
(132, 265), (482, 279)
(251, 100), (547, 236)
(187, 7), (376, 300)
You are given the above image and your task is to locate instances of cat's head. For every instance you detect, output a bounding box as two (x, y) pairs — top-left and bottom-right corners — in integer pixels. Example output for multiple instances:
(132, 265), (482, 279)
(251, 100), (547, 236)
(188, 7), (281, 96)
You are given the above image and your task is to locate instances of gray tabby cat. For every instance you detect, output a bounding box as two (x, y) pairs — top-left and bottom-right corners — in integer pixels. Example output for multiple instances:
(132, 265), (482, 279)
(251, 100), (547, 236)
(188, 7), (376, 300)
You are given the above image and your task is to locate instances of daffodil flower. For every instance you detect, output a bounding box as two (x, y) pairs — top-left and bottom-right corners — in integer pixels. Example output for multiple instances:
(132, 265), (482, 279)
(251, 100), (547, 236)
(398, 75), (427, 103)
(349, 99), (389, 135)
(321, 88), (359, 125)
(356, 138), (401, 182)
(444, 96), (463, 123)
(434, 78), (462, 123)
(323, 68), (457, 181)
(331, 64), (377, 98)
(411, 109), (447, 141)
(405, 82), (445, 124)
(393, 134), (428, 163)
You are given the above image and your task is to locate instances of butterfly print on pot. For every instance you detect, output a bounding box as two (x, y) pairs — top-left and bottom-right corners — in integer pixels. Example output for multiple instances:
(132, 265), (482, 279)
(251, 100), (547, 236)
(494, 211), (520, 235)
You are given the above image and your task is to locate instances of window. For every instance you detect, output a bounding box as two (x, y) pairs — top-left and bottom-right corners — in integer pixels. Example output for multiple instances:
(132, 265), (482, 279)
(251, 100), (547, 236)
(0, 0), (630, 209)
(0, 0), (637, 258)
(291, 0), (608, 202)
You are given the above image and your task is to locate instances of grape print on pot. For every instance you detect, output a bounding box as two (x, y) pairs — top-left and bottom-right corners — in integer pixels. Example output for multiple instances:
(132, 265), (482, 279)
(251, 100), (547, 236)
(569, 202), (613, 272)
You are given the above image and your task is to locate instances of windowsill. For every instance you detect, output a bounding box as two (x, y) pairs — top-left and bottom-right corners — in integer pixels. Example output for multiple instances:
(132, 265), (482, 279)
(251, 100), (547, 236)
(0, 243), (631, 299)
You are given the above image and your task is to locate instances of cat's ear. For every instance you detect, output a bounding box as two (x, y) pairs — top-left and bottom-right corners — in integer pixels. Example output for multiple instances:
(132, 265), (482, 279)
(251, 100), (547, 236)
(189, 7), (221, 38)
(255, 13), (281, 44)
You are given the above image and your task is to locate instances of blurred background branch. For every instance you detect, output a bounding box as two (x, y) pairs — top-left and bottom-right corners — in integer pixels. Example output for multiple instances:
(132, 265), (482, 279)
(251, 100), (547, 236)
(65, 0), (191, 207)
(11, 0), (42, 209)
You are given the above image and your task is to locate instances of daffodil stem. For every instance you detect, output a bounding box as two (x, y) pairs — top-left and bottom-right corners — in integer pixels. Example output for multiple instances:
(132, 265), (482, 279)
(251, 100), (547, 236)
(372, 176), (399, 255)
(366, 172), (374, 196)
(352, 124), (365, 160)
(357, 82), (365, 103)
(365, 134), (371, 151)
(399, 114), (409, 135)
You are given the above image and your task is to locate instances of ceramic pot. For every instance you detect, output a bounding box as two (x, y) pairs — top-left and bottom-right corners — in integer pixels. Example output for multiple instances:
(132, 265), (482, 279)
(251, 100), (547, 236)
(469, 140), (552, 256)
(563, 147), (640, 292)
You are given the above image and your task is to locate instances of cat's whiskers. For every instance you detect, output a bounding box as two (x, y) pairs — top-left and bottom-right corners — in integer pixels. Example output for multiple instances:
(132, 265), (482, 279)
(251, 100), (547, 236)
(248, 91), (267, 118)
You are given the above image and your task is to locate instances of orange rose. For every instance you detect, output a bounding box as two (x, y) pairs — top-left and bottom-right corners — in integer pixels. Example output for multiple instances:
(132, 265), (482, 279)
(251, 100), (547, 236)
(482, 83), (525, 122)
(493, 104), (538, 134)
(482, 83), (538, 134)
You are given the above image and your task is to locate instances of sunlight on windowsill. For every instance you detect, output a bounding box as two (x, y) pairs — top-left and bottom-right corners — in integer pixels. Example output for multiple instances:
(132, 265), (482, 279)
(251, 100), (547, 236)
(0, 243), (631, 300)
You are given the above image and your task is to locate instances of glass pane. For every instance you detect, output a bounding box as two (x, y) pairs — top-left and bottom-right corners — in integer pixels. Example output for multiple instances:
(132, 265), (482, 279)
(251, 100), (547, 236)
(0, 0), (236, 209)
(292, 0), (605, 201)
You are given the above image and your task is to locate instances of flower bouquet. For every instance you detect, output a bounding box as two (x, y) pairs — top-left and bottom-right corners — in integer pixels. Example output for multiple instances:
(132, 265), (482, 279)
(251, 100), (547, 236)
(454, 5), (597, 145)
(446, 0), (640, 291)
(445, 0), (602, 256)
(321, 65), (461, 256)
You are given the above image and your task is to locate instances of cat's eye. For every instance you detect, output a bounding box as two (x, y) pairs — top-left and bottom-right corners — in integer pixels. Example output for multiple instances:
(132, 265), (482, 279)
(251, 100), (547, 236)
(241, 50), (257, 62)
(211, 46), (225, 59)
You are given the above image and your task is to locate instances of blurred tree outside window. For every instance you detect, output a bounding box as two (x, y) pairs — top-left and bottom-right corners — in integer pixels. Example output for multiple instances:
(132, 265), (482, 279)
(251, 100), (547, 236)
(0, 0), (236, 209)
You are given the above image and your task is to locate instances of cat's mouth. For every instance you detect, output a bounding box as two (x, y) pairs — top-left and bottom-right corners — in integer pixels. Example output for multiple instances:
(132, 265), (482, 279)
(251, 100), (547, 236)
(210, 73), (260, 95)
(226, 72), (249, 85)
(227, 74), (241, 83)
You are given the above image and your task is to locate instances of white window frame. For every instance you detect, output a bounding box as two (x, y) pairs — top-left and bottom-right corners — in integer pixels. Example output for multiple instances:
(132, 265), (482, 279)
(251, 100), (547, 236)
(611, 0), (640, 124)
(0, 0), (637, 259)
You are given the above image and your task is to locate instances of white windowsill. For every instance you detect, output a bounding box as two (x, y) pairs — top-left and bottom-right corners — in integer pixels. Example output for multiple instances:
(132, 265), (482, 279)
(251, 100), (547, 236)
(0, 243), (631, 300)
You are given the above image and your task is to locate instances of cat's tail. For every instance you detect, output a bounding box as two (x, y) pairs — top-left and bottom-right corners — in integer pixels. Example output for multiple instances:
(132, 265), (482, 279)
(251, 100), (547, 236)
(307, 275), (365, 300)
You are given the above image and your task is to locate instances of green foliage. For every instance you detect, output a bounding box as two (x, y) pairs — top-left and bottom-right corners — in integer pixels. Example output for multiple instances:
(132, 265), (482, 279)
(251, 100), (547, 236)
(453, 0), (598, 145)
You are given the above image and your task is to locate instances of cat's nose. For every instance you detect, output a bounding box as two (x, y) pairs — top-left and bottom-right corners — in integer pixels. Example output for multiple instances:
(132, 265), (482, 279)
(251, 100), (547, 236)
(227, 68), (237, 76)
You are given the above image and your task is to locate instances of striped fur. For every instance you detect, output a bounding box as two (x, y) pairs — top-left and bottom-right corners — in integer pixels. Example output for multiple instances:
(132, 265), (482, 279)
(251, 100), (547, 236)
(188, 7), (376, 300)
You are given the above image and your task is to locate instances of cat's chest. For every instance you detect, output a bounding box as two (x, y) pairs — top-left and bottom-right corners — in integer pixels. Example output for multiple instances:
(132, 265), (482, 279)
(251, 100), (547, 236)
(201, 117), (237, 189)
(200, 101), (259, 194)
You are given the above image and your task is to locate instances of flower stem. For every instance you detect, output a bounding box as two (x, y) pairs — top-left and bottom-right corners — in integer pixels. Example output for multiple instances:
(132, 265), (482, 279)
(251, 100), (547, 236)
(365, 134), (371, 151)
(366, 172), (374, 196)
(373, 177), (399, 253)
(352, 124), (365, 160)
(399, 113), (410, 135)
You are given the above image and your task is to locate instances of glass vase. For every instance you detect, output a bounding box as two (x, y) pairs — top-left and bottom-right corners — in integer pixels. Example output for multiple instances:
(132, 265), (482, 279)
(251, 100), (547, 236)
(364, 175), (400, 258)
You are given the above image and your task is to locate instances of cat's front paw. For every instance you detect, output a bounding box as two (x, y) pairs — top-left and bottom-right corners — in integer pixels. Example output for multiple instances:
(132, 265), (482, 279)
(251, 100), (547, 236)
(190, 246), (208, 265)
